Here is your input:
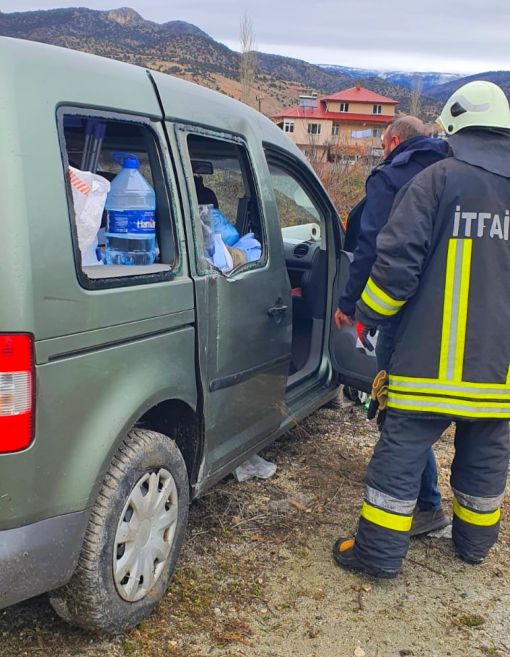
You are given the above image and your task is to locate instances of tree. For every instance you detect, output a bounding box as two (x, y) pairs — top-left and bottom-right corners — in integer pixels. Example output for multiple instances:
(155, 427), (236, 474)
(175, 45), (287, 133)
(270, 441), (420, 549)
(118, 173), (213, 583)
(409, 76), (422, 118)
(239, 12), (256, 106)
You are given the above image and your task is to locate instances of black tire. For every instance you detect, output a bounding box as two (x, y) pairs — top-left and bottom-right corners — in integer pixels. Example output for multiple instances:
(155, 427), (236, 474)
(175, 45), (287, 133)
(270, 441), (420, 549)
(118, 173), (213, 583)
(49, 429), (189, 634)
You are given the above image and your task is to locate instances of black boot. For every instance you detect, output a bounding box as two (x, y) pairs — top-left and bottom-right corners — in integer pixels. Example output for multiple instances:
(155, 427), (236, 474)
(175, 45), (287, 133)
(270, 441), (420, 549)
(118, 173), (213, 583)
(332, 537), (399, 579)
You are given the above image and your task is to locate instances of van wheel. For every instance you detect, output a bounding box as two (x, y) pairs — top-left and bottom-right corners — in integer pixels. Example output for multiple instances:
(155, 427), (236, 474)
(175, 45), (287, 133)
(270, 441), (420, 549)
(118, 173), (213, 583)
(49, 429), (189, 634)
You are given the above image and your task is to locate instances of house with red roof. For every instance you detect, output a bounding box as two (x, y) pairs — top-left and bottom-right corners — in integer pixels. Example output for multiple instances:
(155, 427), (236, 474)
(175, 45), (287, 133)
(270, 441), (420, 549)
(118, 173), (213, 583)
(273, 84), (397, 162)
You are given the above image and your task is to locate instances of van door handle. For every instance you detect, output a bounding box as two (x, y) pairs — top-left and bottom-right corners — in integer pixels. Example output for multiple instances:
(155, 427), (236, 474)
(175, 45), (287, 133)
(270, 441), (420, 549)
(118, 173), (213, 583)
(267, 300), (288, 324)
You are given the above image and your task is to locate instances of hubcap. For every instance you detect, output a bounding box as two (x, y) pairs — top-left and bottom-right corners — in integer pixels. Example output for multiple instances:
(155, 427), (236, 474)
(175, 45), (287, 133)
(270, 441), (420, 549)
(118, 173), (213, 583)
(113, 468), (178, 602)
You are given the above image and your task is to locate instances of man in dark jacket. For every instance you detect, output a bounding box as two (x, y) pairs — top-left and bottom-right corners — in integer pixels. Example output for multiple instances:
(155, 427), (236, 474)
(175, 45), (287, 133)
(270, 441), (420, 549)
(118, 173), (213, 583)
(333, 81), (510, 578)
(336, 116), (449, 536)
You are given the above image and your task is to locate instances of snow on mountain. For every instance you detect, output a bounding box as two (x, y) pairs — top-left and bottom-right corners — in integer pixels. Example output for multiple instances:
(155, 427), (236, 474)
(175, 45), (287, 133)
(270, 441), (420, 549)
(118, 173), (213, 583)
(318, 65), (464, 91)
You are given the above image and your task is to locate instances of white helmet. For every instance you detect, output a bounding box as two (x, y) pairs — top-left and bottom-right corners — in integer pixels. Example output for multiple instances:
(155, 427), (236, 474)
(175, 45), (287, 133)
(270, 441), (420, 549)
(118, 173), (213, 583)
(437, 81), (510, 135)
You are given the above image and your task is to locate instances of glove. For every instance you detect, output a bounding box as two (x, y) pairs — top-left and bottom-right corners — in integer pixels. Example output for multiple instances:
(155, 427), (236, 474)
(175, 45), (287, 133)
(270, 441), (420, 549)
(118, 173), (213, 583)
(356, 321), (375, 352)
(367, 369), (389, 429)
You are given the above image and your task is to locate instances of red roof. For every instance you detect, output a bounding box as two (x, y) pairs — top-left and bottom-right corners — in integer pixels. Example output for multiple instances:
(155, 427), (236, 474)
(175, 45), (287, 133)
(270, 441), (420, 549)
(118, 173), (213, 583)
(320, 86), (397, 104)
(273, 106), (393, 124)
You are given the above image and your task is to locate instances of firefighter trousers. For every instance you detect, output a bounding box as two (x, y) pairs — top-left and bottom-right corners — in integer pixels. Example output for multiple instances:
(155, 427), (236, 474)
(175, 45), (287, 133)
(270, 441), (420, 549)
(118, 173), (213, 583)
(353, 411), (510, 573)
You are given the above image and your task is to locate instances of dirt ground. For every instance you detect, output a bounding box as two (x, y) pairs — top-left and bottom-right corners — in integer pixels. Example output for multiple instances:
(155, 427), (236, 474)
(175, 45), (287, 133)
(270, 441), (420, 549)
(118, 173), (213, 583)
(1, 394), (509, 657)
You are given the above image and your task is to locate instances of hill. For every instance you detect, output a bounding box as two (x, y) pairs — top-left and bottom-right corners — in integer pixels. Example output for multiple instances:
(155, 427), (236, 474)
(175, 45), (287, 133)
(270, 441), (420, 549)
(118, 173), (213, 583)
(0, 6), (444, 118)
(319, 64), (463, 92)
(425, 70), (510, 100)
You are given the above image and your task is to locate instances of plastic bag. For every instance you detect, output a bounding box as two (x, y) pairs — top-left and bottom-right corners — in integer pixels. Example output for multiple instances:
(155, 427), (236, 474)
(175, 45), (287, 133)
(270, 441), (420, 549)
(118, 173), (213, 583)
(234, 232), (262, 262)
(211, 233), (234, 272)
(234, 453), (277, 482)
(69, 166), (110, 266)
(199, 204), (214, 256)
(210, 208), (239, 246)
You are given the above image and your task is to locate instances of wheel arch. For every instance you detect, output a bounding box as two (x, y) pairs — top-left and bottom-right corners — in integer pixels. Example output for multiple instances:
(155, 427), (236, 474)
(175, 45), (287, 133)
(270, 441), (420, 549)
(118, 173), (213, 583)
(81, 390), (203, 511)
(136, 398), (203, 489)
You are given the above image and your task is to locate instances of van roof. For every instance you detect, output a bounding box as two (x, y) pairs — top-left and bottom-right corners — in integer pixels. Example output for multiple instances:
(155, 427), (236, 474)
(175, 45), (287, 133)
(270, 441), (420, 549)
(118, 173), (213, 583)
(0, 36), (304, 159)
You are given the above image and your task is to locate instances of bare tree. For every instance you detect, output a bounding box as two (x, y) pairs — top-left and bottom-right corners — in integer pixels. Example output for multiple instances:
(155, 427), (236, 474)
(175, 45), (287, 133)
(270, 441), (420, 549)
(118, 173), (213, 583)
(409, 75), (422, 118)
(239, 12), (256, 106)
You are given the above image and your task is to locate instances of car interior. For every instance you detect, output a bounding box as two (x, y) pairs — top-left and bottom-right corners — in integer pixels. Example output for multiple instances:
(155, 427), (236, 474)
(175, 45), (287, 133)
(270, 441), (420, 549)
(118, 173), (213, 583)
(267, 161), (328, 388)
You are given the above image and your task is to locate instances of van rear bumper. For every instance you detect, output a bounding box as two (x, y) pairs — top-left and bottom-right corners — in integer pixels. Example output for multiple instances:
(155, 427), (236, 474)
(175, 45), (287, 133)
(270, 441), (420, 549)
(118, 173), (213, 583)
(0, 510), (89, 610)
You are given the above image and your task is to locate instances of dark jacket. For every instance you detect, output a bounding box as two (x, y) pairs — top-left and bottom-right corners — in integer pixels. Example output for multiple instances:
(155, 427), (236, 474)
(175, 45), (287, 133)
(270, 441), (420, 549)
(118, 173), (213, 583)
(338, 136), (449, 316)
(356, 129), (510, 419)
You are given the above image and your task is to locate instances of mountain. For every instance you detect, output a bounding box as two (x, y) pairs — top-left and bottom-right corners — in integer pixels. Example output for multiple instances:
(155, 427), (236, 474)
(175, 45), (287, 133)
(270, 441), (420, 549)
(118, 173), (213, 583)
(319, 65), (463, 92)
(0, 6), (444, 118)
(425, 70), (510, 100)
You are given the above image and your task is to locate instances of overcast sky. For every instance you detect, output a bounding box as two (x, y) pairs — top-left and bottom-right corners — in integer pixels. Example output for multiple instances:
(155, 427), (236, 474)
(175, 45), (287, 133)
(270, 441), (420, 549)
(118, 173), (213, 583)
(2, 0), (509, 74)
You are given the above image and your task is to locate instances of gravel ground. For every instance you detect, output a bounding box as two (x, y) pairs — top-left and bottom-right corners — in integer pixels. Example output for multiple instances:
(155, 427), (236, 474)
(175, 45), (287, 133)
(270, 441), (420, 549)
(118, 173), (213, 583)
(1, 394), (509, 657)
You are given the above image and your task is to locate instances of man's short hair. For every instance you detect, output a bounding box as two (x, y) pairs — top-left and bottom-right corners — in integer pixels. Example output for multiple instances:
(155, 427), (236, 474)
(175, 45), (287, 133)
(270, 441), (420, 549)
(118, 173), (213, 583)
(386, 116), (427, 142)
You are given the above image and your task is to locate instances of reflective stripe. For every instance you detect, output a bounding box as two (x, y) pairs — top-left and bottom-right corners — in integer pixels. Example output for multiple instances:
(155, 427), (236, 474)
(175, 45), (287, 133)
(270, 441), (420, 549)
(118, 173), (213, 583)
(389, 375), (510, 399)
(365, 485), (416, 515)
(360, 501), (413, 532)
(453, 499), (501, 526)
(454, 240), (472, 381)
(439, 239), (472, 381)
(388, 392), (510, 418)
(360, 277), (406, 317)
(453, 488), (505, 513)
(361, 287), (399, 317)
(391, 374), (510, 390)
(367, 278), (406, 310)
(439, 239), (457, 380)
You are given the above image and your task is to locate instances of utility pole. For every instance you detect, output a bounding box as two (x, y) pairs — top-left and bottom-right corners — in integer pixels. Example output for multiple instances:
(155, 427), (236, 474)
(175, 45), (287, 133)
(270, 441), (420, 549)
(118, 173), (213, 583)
(256, 95), (264, 113)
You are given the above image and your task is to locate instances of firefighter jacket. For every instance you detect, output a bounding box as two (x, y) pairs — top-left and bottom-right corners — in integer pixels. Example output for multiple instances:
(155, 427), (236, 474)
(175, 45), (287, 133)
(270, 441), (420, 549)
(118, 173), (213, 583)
(339, 136), (448, 316)
(356, 129), (510, 420)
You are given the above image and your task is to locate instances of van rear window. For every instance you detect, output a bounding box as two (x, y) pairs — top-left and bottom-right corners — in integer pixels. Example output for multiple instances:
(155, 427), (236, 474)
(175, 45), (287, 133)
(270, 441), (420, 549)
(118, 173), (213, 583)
(58, 112), (176, 287)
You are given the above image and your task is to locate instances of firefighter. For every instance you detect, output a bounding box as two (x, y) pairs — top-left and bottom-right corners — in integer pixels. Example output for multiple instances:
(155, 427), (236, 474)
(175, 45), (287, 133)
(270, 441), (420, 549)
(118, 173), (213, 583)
(332, 81), (510, 578)
(335, 116), (449, 536)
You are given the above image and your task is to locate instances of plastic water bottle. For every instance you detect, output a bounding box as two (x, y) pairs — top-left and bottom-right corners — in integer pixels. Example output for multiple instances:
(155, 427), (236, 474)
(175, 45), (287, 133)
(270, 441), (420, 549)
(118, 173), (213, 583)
(105, 152), (157, 265)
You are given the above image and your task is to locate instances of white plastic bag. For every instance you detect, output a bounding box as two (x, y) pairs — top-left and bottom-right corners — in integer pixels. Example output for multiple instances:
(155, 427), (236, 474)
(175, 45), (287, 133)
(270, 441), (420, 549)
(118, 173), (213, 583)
(234, 453), (277, 482)
(211, 233), (234, 272)
(68, 166), (110, 266)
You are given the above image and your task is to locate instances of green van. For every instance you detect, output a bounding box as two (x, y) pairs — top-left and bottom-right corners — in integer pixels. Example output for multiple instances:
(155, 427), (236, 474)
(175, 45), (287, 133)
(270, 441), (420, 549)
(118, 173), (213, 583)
(0, 36), (375, 632)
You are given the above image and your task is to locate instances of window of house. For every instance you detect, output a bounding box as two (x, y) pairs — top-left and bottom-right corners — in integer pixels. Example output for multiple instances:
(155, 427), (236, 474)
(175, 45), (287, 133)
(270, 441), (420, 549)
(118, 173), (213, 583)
(307, 123), (321, 135)
(372, 127), (383, 138)
(186, 134), (266, 276)
(373, 104), (382, 114)
(58, 111), (176, 287)
(332, 123), (340, 136)
(283, 120), (295, 133)
(339, 103), (349, 112)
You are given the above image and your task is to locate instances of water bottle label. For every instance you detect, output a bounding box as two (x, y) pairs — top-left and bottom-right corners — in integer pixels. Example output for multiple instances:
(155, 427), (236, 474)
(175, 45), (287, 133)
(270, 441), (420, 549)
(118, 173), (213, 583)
(107, 209), (156, 235)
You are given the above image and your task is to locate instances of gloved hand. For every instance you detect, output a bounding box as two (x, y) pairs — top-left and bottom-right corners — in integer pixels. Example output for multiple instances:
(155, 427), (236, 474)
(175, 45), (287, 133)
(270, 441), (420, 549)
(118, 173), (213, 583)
(356, 321), (375, 352)
(367, 369), (389, 429)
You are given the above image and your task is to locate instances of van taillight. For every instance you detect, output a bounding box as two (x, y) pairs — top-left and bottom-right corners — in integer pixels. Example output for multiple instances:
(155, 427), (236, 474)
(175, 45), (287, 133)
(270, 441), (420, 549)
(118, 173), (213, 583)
(0, 334), (34, 453)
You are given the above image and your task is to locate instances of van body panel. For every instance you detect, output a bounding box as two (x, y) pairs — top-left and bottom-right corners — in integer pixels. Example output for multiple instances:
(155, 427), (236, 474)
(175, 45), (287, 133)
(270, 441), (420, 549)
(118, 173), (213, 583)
(0, 327), (197, 529)
(35, 304), (195, 364)
(0, 511), (89, 611)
